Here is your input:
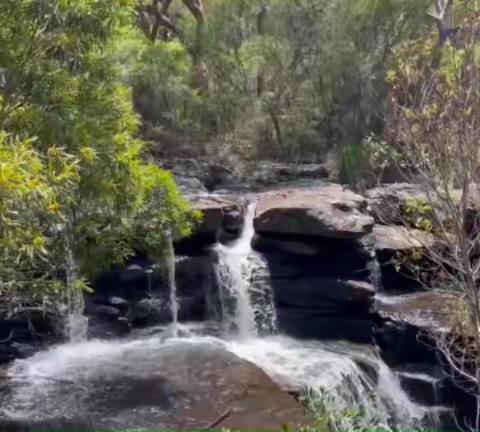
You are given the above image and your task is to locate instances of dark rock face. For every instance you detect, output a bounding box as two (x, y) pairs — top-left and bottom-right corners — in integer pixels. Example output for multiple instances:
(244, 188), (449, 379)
(0, 313), (55, 366)
(252, 185), (376, 343)
(86, 254), (218, 337)
(373, 291), (477, 426)
(373, 225), (435, 292)
(373, 292), (454, 367)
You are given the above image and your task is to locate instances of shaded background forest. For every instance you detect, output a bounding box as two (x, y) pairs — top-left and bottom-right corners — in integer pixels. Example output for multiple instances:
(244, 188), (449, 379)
(126, 0), (431, 172)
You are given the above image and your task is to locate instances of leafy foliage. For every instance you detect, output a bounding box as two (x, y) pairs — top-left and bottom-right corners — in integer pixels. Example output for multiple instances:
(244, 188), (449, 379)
(0, 0), (197, 310)
(125, 0), (432, 163)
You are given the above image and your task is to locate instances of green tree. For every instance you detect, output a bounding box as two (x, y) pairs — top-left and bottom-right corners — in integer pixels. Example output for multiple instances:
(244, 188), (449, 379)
(0, 1), (196, 317)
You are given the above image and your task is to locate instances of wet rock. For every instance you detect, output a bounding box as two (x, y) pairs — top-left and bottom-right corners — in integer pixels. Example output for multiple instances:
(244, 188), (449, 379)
(373, 292), (455, 368)
(3, 342), (305, 430)
(88, 253), (218, 332)
(0, 314), (56, 365)
(375, 292), (453, 334)
(273, 278), (374, 311)
(255, 184), (374, 239)
(0, 418), (94, 431)
(397, 367), (446, 406)
(251, 249), (375, 343)
(277, 309), (373, 343)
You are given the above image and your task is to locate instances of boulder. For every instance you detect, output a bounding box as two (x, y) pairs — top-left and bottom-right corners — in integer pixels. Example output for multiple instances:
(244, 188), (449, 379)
(367, 183), (480, 233)
(374, 225), (434, 253)
(2, 341), (305, 430)
(373, 225), (435, 292)
(367, 184), (427, 226)
(373, 292), (454, 367)
(175, 194), (246, 254)
(174, 175), (208, 195)
(162, 158), (246, 192)
(255, 184), (374, 240)
(248, 161), (331, 188)
(375, 292), (453, 333)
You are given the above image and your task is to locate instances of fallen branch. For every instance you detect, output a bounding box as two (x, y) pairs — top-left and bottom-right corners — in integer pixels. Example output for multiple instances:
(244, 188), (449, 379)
(202, 407), (232, 430)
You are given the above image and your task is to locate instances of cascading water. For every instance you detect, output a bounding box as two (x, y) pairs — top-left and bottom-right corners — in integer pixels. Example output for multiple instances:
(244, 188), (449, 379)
(62, 287), (88, 343)
(0, 196), (450, 431)
(213, 201), (277, 338)
(165, 229), (178, 337)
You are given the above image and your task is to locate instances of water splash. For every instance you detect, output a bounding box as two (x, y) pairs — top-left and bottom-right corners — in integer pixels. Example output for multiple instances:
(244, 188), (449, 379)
(213, 202), (277, 338)
(61, 288), (88, 343)
(1, 331), (444, 430)
(214, 202), (258, 338)
(224, 336), (434, 431)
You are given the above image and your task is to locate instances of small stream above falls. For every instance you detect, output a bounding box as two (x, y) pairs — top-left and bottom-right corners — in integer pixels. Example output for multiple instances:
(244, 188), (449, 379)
(0, 198), (452, 431)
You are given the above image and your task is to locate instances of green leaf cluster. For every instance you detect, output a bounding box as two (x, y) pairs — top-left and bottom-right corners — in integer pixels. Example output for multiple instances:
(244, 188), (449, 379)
(0, 1), (197, 310)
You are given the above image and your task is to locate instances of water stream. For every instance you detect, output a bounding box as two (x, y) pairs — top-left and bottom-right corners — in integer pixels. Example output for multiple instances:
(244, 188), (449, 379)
(165, 229), (178, 338)
(0, 199), (449, 430)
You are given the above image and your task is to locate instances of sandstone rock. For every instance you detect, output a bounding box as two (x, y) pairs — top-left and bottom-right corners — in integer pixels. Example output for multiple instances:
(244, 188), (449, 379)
(3, 342), (305, 430)
(367, 183), (427, 225)
(162, 158), (245, 192)
(174, 175), (208, 195)
(175, 194), (245, 253)
(248, 161), (331, 188)
(373, 292), (454, 367)
(374, 225), (436, 292)
(250, 250), (375, 342)
(367, 183), (480, 232)
(375, 292), (453, 333)
(374, 225), (435, 252)
(255, 184), (374, 239)
(397, 367), (446, 406)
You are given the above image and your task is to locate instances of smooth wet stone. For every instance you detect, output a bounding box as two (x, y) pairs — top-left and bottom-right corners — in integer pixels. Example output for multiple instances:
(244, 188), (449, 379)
(2, 341), (304, 430)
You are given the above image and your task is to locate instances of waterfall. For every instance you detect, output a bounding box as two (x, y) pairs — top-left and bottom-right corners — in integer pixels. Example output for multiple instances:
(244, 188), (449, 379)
(213, 202), (277, 338)
(165, 229), (178, 337)
(225, 337), (434, 431)
(0, 198), (450, 432)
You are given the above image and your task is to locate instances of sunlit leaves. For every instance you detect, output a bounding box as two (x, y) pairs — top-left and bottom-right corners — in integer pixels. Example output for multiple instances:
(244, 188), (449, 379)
(0, 1), (196, 307)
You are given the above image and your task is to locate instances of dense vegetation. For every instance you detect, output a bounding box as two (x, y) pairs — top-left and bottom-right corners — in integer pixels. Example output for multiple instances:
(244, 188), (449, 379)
(0, 0), (478, 331)
(0, 1), (197, 313)
(127, 0), (432, 166)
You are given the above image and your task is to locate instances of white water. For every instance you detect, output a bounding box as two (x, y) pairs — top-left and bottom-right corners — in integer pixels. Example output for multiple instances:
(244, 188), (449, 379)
(214, 202), (274, 338)
(165, 229), (178, 337)
(0, 198), (448, 430)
